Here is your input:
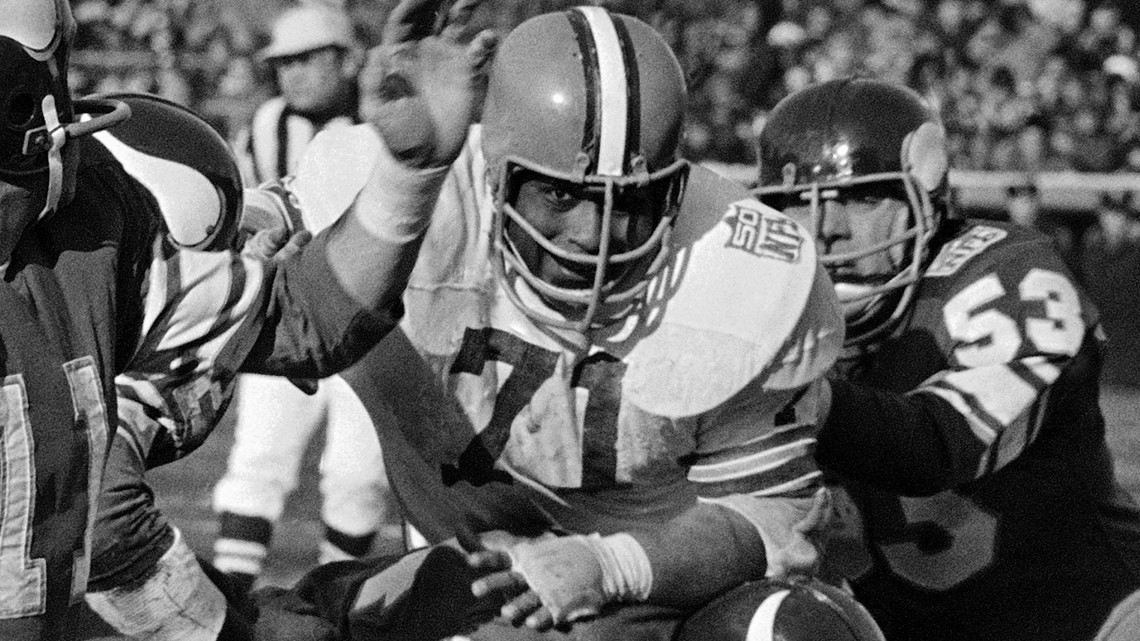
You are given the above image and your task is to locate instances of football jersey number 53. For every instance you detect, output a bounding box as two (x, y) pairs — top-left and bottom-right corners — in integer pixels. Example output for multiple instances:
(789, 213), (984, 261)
(943, 268), (1084, 367)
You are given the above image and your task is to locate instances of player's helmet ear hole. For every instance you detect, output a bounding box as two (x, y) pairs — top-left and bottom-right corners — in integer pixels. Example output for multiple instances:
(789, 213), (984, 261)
(5, 91), (35, 129)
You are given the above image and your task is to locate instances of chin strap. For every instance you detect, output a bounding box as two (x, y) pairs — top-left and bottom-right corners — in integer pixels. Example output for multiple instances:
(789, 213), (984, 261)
(31, 94), (67, 221)
(22, 94), (133, 222)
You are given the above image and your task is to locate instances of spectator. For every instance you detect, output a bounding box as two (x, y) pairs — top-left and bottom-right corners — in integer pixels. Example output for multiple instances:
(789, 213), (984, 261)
(1079, 192), (1140, 386)
(65, 0), (1140, 178)
(967, 0), (1059, 89)
(1007, 181), (1043, 228)
(210, 1), (391, 595)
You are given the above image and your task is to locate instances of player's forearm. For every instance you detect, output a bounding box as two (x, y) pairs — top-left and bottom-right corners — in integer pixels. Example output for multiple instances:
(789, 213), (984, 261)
(817, 378), (980, 495)
(627, 502), (767, 609)
(322, 131), (450, 313)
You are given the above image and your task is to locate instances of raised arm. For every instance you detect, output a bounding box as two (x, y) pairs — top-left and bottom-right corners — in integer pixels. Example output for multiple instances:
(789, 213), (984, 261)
(235, 0), (496, 378)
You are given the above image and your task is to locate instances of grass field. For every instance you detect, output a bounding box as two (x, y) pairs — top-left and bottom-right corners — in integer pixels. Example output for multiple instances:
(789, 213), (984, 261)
(143, 382), (1140, 591)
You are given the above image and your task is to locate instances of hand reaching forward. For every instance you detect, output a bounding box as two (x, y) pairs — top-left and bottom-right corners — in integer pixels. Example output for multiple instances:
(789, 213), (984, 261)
(467, 531), (652, 631)
(360, 0), (497, 168)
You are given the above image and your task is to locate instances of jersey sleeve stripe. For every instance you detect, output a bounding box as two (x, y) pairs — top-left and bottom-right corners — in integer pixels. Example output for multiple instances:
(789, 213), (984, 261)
(691, 453), (821, 499)
(692, 421), (819, 465)
(154, 251), (256, 351)
(132, 245), (269, 376)
(919, 362), (1047, 442)
(1011, 355), (1061, 388)
(687, 437), (815, 483)
(922, 360), (1059, 478)
(922, 382), (1002, 444)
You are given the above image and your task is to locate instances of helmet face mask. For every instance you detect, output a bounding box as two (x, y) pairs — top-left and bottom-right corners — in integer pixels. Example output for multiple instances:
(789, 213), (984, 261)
(494, 158), (686, 330)
(756, 78), (948, 347)
(481, 6), (690, 338)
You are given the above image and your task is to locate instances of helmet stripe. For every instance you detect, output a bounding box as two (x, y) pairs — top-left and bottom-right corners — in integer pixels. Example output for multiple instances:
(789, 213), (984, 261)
(575, 7), (628, 177)
(611, 16), (641, 172)
(746, 590), (790, 641)
(564, 9), (599, 168)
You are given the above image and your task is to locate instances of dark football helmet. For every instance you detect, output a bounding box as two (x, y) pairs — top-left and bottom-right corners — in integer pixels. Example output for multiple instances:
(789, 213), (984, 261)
(481, 6), (689, 336)
(2, 0), (130, 218)
(677, 577), (887, 641)
(755, 78), (949, 346)
(92, 93), (243, 251)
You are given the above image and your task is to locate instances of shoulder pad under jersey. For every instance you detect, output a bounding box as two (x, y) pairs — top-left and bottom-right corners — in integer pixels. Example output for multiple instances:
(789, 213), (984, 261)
(924, 219), (1071, 281)
(289, 124), (382, 234)
(91, 93), (242, 251)
(602, 164), (843, 418)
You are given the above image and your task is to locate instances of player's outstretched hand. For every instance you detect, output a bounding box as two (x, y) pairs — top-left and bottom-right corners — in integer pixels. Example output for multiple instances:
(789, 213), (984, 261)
(360, 0), (497, 169)
(468, 531), (609, 631)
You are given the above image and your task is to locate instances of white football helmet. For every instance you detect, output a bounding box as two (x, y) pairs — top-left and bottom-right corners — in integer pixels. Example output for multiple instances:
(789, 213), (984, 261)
(481, 6), (690, 336)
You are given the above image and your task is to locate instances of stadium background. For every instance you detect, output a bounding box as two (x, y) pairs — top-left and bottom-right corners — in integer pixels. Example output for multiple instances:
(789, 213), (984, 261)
(67, 0), (1140, 588)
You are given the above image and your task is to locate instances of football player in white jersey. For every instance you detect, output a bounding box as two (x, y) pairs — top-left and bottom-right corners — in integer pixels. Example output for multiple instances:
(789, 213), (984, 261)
(247, 7), (850, 640)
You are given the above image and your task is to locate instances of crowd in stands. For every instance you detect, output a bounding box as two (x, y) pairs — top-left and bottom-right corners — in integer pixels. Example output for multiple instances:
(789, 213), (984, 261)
(68, 0), (1140, 174)
(759, 0), (1140, 174)
(668, 0), (1140, 173)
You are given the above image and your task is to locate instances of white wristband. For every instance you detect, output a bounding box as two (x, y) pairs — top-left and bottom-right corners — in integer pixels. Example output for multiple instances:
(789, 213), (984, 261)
(585, 532), (654, 602)
(293, 124), (449, 243)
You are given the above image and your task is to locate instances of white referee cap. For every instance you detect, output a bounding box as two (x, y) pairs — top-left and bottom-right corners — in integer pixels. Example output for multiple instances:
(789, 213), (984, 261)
(259, 3), (357, 61)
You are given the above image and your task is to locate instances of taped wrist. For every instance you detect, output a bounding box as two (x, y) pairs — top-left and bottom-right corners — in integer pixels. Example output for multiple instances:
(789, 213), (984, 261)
(349, 127), (449, 243)
(84, 528), (227, 641)
(584, 533), (653, 603)
(286, 125), (449, 245)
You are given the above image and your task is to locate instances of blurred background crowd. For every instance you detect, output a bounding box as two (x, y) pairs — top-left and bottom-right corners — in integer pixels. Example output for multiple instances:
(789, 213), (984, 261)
(68, 0), (1140, 171)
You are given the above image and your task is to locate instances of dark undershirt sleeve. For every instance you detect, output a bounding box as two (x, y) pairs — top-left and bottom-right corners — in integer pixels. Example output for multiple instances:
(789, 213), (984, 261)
(816, 378), (986, 496)
(240, 227), (402, 379)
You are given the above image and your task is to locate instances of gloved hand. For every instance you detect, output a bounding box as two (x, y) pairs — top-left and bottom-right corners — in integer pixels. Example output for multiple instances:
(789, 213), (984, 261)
(359, 0), (497, 169)
(468, 531), (652, 631)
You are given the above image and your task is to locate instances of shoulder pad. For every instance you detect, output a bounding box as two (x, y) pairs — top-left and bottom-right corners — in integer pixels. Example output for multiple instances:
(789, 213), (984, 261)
(925, 223), (1009, 278)
(93, 93), (242, 250)
(925, 220), (1061, 279)
(290, 124), (382, 234)
(606, 166), (842, 417)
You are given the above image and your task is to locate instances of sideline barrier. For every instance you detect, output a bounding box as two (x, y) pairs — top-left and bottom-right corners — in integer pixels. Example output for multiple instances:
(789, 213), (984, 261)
(701, 162), (1140, 215)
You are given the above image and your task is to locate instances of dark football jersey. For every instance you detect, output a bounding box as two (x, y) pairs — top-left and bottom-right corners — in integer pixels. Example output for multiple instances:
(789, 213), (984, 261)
(836, 220), (1140, 641)
(0, 134), (384, 639)
(0, 140), (159, 635)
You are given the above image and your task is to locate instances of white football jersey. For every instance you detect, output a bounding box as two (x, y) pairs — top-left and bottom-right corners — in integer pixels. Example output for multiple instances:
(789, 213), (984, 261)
(351, 128), (843, 568)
